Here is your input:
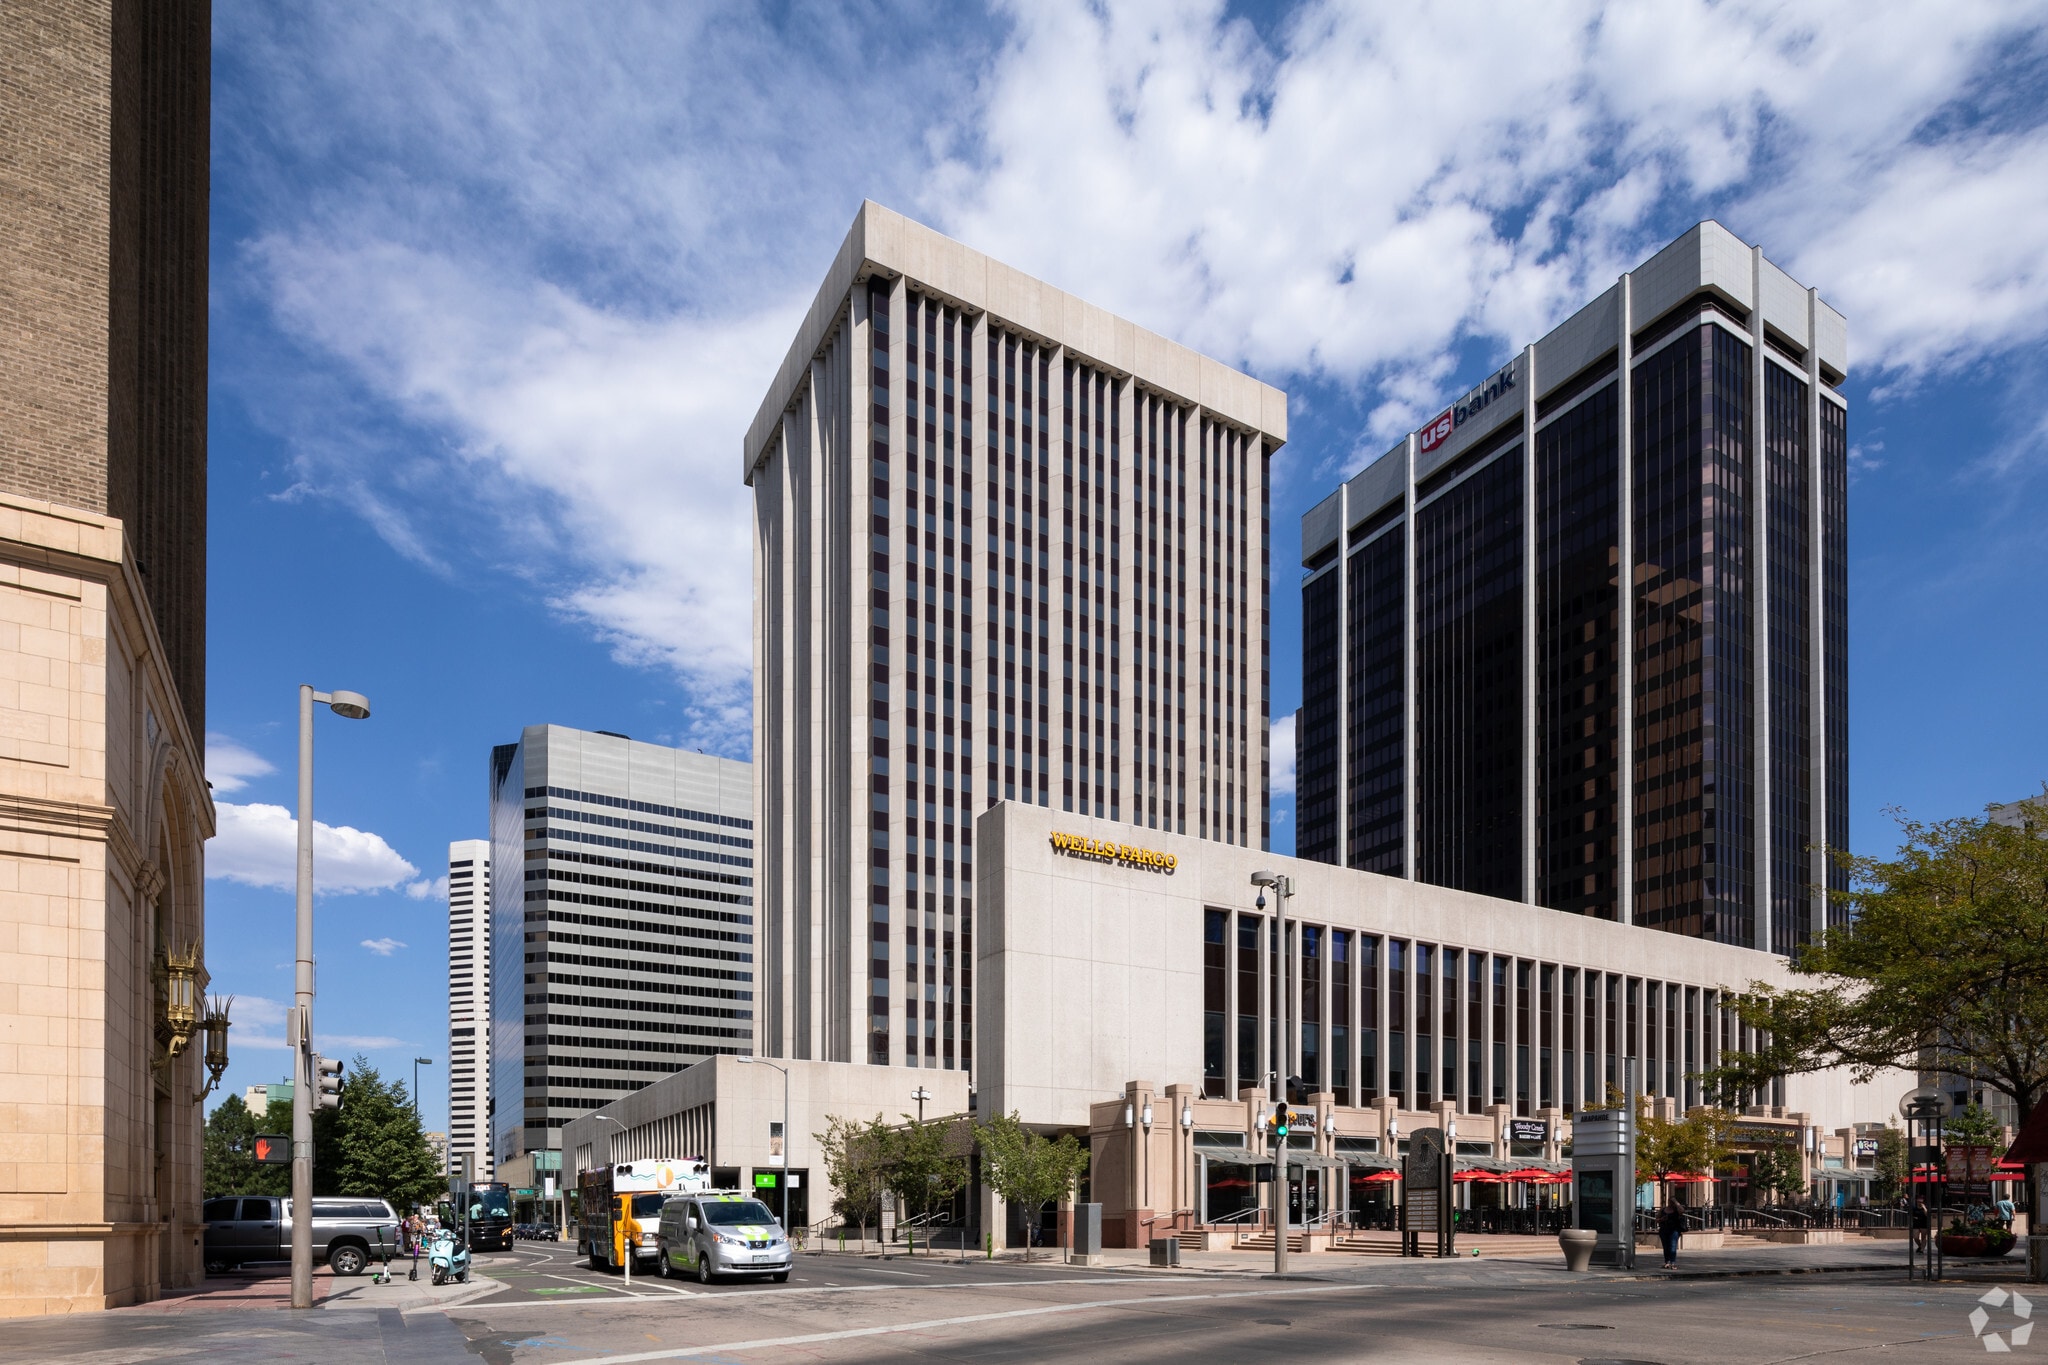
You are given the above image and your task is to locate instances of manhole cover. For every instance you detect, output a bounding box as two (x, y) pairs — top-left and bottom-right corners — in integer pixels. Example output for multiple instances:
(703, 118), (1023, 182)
(1253, 1317), (1291, 1327)
(1538, 1323), (1614, 1330)
(1578, 1359), (1664, 1365)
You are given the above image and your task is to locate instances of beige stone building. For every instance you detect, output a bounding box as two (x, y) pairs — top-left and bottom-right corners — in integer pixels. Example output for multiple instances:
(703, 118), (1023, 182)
(0, 0), (215, 1312)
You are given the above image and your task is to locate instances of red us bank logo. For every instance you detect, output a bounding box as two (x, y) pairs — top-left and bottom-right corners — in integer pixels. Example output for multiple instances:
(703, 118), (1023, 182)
(1419, 409), (1455, 454)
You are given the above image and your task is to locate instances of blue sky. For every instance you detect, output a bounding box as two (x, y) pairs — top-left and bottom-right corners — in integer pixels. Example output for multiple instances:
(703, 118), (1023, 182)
(200, 1), (2048, 1136)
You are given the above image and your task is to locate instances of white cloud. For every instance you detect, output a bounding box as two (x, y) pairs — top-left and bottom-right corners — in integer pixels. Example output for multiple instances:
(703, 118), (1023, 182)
(1270, 713), (1298, 800)
(205, 733), (277, 794)
(360, 937), (406, 956)
(221, 994), (409, 1052)
(217, 0), (2048, 719)
(207, 801), (420, 893)
(406, 874), (450, 902)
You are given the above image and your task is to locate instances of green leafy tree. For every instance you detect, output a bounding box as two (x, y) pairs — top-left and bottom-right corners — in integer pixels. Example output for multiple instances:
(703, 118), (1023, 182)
(1706, 796), (2048, 1123)
(204, 1093), (294, 1197)
(1946, 1102), (2003, 1148)
(816, 1114), (896, 1242)
(973, 1110), (1089, 1261)
(203, 1095), (258, 1197)
(1873, 1127), (1909, 1201)
(1748, 1142), (1807, 1206)
(889, 1116), (969, 1247)
(318, 1056), (442, 1214)
(1640, 1107), (1740, 1192)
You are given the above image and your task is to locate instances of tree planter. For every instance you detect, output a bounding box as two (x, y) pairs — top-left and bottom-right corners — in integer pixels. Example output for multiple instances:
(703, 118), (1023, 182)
(1559, 1228), (1597, 1272)
(1940, 1230), (2017, 1258)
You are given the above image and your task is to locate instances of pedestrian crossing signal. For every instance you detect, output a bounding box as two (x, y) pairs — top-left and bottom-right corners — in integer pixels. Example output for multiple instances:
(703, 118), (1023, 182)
(253, 1133), (289, 1165)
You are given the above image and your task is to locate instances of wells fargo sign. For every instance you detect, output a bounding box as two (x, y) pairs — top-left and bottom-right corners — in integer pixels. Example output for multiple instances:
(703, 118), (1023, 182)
(1049, 832), (1177, 872)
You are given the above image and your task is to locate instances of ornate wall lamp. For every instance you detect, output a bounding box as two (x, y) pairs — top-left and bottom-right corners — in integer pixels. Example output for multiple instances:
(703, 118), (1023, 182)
(194, 996), (233, 1105)
(155, 941), (207, 1065)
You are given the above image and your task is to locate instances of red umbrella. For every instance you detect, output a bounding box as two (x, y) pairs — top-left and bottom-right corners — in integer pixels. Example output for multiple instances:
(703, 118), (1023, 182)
(1355, 1170), (1399, 1184)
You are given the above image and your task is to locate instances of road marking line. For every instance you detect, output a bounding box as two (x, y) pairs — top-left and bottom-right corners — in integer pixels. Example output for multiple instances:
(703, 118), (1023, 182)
(862, 1268), (929, 1277)
(547, 1283), (1382, 1362)
(432, 1274), (1233, 1315)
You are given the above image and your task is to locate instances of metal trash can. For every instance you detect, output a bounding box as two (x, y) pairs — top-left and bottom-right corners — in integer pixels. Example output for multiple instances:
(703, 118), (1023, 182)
(1149, 1236), (1180, 1267)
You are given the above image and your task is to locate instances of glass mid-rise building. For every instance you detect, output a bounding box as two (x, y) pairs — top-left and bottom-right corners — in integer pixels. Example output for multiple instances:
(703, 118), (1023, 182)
(1298, 222), (1847, 954)
(489, 726), (753, 1164)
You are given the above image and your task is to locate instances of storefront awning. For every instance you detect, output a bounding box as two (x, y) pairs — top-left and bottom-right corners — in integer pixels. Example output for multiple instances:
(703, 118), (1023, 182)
(1196, 1147), (1344, 1170)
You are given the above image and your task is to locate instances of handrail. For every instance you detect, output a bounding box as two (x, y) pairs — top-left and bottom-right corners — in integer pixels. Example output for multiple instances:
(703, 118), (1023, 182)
(1208, 1206), (1264, 1227)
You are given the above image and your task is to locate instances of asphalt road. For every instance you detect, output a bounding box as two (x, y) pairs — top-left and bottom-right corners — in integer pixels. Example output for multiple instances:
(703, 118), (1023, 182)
(447, 1248), (2024, 1364)
(468, 1238), (1039, 1304)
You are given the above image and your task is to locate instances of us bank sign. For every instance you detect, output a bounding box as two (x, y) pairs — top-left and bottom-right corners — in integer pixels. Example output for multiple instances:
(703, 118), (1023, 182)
(1049, 832), (1178, 872)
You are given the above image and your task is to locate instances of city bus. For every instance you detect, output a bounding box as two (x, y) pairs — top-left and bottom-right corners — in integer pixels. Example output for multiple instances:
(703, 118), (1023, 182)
(464, 1181), (516, 1252)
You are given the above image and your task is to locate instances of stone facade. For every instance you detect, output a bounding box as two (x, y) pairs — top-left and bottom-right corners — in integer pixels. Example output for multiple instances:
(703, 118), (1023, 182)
(0, 0), (213, 1313)
(0, 494), (214, 1311)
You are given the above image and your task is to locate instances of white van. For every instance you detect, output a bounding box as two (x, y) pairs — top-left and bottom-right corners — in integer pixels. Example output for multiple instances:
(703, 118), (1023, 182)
(655, 1190), (792, 1284)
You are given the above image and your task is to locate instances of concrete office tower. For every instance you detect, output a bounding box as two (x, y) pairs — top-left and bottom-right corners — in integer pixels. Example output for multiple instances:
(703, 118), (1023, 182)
(0, 0), (213, 1312)
(745, 202), (1288, 1069)
(1298, 222), (1847, 955)
(447, 839), (493, 1180)
(488, 727), (752, 1164)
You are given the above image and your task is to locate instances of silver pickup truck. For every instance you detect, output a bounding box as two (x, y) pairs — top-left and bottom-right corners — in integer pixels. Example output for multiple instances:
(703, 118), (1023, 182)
(201, 1195), (401, 1276)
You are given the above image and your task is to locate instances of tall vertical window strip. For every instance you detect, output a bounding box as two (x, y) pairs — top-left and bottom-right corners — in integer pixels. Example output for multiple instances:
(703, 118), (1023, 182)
(1535, 380), (1621, 919)
(1413, 943), (1433, 1108)
(1359, 934), (1380, 1102)
(1540, 964), (1556, 1110)
(1388, 939), (1407, 1106)
(1415, 452), (1525, 899)
(1331, 931), (1352, 1104)
(1300, 926), (1322, 1090)
(868, 277), (892, 1068)
(1765, 363), (1812, 955)
(1515, 960), (1532, 1116)
(1562, 966), (1578, 1114)
(1491, 956), (1508, 1106)
(1466, 951), (1483, 1113)
(1298, 565), (1342, 864)
(1346, 521), (1406, 873)
(1632, 325), (1755, 947)
(1203, 909), (1226, 1097)
(1441, 947), (1459, 1107)
(1236, 914), (1260, 1095)
(1820, 398), (1850, 927)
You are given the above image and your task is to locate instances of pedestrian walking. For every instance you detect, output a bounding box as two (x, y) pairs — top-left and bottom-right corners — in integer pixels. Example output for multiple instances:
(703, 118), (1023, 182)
(1658, 1200), (1686, 1270)
(1911, 1197), (1931, 1252)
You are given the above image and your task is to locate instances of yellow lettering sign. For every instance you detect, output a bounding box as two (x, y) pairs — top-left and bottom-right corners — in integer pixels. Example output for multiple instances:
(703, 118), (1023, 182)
(1047, 832), (1177, 872)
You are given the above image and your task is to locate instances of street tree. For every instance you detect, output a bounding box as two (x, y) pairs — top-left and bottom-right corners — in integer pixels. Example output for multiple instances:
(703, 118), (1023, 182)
(816, 1114), (896, 1244)
(322, 1056), (443, 1214)
(1874, 1127), (1909, 1201)
(203, 1093), (293, 1198)
(973, 1110), (1089, 1261)
(1946, 1102), (2003, 1148)
(1748, 1142), (1807, 1206)
(1706, 796), (2048, 1124)
(888, 1116), (969, 1248)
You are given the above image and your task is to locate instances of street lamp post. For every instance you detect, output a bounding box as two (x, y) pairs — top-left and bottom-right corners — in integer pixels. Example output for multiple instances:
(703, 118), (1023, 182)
(290, 684), (371, 1312)
(414, 1056), (433, 1120)
(739, 1057), (793, 1230)
(1252, 870), (1294, 1277)
(911, 1085), (933, 1125)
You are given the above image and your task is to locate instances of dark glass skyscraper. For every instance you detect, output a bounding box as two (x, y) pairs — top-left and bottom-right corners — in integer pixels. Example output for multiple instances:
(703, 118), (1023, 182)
(1297, 222), (1848, 953)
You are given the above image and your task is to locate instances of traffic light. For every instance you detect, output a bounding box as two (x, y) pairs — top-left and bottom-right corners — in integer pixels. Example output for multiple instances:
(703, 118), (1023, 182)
(252, 1133), (290, 1165)
(1273, 1103), (1292, 1140)
(315, 1055), (345, 1111)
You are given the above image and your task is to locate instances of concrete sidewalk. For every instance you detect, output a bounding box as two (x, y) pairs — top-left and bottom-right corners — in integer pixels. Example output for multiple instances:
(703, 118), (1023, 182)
(115, 1263), (506, 1315)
